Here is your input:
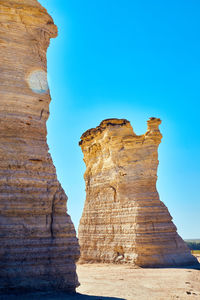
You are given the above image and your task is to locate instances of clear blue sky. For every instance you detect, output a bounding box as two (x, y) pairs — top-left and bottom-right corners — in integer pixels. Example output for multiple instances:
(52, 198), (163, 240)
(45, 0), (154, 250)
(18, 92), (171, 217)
(39, 0), (200, 239)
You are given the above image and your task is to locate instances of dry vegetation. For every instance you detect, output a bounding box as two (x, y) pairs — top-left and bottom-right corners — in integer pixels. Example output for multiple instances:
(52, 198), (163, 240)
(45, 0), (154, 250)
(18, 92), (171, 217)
(192, 250), (200, 255)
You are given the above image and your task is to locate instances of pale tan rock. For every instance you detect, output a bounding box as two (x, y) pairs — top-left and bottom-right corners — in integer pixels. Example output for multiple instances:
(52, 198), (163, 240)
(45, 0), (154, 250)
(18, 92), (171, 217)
(0, 0), (79, 293)
(78, 118), (198, 267)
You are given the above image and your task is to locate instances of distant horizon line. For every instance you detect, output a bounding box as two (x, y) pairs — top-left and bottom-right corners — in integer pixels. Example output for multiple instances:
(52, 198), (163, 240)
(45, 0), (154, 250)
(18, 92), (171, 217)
(184, 239), (200, 241)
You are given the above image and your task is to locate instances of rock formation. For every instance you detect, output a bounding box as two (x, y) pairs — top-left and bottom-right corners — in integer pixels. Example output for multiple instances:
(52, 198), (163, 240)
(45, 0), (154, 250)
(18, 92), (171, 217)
(78, 118), (198, 267)
(0, 0), (79, 293)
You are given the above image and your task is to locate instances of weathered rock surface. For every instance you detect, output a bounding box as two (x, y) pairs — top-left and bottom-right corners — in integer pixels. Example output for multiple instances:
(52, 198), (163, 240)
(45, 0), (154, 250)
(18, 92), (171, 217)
(78, 118), (198, 267)
(0, 0), (79, 293)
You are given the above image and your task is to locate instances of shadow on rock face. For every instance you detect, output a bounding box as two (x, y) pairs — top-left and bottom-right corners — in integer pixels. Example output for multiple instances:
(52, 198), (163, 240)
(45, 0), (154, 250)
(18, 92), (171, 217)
(0, 292), (126, 300)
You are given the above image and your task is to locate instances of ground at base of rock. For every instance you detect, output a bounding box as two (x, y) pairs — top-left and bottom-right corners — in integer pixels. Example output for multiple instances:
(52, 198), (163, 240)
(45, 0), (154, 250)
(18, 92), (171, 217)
(77, 257), (200, 300)
(1, 256), (200, 299)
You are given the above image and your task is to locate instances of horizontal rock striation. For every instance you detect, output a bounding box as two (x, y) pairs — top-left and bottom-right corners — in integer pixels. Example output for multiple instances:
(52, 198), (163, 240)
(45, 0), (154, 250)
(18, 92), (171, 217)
(0, 0), (79, 293)
(78, 118), (198, 267)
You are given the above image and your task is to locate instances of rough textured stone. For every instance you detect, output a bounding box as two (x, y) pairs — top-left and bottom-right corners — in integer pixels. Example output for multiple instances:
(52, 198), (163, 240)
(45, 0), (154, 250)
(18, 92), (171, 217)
(78, 118), (198, 267)
(0, 0), (79, 293)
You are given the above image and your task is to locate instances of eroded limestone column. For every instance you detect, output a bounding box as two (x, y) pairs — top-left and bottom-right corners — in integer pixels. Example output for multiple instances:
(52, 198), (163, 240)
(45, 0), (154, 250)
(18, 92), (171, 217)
(0, 0), (79, 292)
(78, 118), (198, 267)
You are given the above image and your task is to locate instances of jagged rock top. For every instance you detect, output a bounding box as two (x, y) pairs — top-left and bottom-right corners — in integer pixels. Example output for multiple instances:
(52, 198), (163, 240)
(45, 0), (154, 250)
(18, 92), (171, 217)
(78, 117), (198, 267)
(1, 0), (47, 10)
(79, 117), (162, 145)
(0, 0), (57, 38)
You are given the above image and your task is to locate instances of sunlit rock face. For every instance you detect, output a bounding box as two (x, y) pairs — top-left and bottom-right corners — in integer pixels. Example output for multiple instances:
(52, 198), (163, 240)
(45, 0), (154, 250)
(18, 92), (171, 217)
(78, 118), (198, 267)
(0, 0), (79, 293)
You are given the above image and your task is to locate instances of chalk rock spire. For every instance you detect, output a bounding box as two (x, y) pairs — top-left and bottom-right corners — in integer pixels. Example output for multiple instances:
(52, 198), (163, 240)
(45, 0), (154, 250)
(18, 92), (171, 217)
(78, 118), (198, 267)
(0, 0), (79, 293)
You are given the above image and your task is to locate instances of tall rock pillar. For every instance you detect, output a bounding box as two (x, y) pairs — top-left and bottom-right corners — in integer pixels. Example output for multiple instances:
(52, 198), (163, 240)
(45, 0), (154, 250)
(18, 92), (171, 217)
(0, 0), (79, 292)
(78, 118), (198, 267)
